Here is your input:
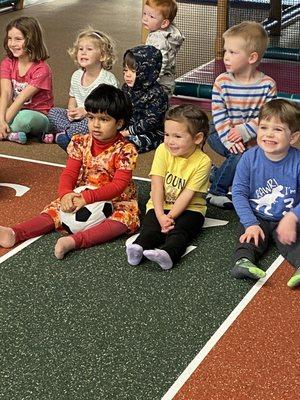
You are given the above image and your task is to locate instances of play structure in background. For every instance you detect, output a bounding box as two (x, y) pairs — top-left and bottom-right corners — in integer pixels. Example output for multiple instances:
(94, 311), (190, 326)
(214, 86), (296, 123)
(0, 0), (23, 12)
(173, 0), (300, 109)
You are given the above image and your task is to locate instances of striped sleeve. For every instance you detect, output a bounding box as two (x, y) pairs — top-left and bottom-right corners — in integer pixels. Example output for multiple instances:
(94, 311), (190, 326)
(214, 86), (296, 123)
(211, 75), (233, 149)
(212, 73), (277, 149)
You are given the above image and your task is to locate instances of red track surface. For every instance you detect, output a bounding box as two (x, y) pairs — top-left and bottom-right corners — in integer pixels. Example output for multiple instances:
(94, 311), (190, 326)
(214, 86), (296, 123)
(0, 156), (62, 256)
(174, 260), (300, 400)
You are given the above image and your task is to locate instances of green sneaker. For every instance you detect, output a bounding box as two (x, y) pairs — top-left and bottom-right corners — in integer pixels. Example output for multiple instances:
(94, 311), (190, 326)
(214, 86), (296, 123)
(287, 268), (300, 288)
(231, 258), (266, 280)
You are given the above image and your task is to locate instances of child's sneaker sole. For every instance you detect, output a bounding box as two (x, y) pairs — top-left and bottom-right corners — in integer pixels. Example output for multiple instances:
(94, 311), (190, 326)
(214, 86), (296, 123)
(287, 275), (300, 288)
(248, 266), (266, 279)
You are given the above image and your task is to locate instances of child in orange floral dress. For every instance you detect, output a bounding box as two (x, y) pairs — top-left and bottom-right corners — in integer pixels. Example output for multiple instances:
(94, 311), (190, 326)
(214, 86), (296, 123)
(0, 84), (140, 259)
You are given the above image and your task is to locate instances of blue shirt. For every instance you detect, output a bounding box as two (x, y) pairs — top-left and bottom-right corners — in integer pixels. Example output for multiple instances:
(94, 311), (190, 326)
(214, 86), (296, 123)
(232, 146), (300, 227)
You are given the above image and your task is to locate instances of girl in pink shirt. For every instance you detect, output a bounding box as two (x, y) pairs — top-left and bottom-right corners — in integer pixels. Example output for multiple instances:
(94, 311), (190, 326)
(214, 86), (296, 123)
(0, 16), (53, 144)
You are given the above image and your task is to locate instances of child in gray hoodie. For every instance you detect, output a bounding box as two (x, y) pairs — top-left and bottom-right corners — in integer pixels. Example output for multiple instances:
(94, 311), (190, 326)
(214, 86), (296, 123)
(142, 0), (184, 96)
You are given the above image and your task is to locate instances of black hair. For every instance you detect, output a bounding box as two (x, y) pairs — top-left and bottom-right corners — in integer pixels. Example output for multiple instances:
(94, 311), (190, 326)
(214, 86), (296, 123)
(84, 84), (132, 128)
(123, 50), (136, 70)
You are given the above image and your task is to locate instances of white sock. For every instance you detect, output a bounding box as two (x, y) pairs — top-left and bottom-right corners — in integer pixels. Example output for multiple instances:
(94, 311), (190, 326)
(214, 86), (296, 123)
(206, 193), (233, 209)
(143, 249), (173, 270)
(126, 244), (143, 265)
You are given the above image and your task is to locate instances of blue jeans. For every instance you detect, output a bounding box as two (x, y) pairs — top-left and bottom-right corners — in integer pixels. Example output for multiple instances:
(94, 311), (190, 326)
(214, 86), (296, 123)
(207, 130), (242, 196)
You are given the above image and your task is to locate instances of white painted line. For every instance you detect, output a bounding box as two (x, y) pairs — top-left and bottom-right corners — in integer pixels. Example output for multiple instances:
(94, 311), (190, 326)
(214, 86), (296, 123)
(133, 176), (151, 182)
(203, 217), (228, 228)
(0, 183), (30, 196)
(176, 59), (216, 82)
(0, 153), (65, 168)
(0, 236), (42, 264)
(0, 154), (151, 182)
(161, 255), (284, 400)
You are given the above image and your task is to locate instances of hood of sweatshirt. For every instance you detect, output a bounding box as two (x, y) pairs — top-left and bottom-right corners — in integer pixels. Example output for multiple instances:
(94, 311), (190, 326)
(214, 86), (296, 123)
(123, 45), (162, 92)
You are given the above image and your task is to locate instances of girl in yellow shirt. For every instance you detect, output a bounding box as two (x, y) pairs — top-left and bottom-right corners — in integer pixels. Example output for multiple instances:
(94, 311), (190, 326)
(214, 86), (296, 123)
(126, 104), (212, 270)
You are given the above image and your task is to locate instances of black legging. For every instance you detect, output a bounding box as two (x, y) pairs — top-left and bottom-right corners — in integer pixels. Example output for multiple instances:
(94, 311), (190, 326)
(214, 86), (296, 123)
(134, 209), (205, 263)
(233, 216), (300, 269)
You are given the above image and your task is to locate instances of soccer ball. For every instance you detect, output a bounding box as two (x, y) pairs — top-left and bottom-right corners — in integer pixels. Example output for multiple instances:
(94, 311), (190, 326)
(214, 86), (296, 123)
(59, 185), (113, 234)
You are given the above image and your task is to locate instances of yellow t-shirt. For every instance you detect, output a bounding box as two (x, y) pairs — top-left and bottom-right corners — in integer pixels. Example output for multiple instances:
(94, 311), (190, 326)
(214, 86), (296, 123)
(146, 143), (212, 215)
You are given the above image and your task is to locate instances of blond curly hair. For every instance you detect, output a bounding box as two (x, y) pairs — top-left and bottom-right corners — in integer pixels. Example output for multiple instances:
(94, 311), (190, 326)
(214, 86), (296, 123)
(68, 26), (116, 70)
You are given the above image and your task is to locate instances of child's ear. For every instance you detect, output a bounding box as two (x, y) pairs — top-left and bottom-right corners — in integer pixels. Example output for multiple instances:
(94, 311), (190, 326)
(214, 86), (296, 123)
(249, 51), (259, 65)
(161, 19), (170, 29)
(194, 132), (204, 145)
(116, 119), (124, 130)
(290, 131), (300, 145)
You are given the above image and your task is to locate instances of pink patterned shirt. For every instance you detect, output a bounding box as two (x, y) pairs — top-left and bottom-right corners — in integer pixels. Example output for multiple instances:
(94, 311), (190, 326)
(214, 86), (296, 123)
(0, 57), (54, 114)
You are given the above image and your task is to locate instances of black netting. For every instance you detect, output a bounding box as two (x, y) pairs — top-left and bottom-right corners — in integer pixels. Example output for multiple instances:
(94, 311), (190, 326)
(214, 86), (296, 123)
(174, 0), (300, 96)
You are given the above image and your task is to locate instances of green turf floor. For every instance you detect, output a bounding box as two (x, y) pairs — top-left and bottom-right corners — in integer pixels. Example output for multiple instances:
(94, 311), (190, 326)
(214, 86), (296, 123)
(0, 181), (277, 400)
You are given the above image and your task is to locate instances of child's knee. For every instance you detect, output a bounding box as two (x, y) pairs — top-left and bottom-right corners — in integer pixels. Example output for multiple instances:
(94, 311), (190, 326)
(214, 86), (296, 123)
(11, 111), (49, 134)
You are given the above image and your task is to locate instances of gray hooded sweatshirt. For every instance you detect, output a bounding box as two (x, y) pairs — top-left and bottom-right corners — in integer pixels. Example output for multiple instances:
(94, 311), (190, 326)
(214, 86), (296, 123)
(146, 23), (185, 96)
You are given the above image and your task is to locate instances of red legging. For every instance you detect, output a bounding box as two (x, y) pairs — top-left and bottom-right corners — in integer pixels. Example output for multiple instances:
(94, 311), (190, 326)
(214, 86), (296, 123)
(13, 213), (127, 249)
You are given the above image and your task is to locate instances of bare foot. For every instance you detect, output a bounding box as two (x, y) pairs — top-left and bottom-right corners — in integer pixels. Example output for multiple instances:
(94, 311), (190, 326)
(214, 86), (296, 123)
(0, 226), (16, 248)
(54, 236), (75, 259)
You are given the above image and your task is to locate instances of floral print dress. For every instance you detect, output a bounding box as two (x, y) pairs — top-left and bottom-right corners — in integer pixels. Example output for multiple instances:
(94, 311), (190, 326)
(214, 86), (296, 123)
(43, 134), (140, 233)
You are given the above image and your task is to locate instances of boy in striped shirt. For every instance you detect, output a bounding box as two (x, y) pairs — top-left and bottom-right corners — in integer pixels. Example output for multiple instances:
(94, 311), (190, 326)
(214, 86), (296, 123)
(207, 21), (277, 209)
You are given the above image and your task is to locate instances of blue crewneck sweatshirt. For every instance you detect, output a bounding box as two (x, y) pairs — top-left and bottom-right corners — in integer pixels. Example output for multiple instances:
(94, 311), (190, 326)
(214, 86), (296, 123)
(232, 146), (300, 227)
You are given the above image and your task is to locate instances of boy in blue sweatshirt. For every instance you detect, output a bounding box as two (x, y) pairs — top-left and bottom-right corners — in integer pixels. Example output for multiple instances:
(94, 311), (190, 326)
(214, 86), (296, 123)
(231, 99), (300, 288)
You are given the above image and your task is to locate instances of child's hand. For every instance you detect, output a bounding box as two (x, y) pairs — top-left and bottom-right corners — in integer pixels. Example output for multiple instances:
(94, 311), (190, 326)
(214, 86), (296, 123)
(60, 192), (80, 212)
(228, 127), (242, 142)
(161, 220), (175, 233)
(158, 213), (175, 233)
(245, 138), (257, 149)
(67, 107), (86, 121)
(73, 194), (87, 212)
(120, 130), (130, 137)
(0, 121), (10, 139)
(229, 140), (246, 154)
(239, 224), (265, 247)
(276, 211), (298, 245)
(66, 108), (76, 121)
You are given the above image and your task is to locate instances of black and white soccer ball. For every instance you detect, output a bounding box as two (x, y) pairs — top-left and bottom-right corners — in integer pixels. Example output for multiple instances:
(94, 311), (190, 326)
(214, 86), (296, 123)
(59, 185), (113, 234)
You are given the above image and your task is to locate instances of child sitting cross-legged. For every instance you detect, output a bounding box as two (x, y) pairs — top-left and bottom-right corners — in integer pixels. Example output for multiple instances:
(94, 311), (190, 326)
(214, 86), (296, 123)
(121, 45), (168, 153)
(48, 27), (118, 150)
(231, 99), (300, 288)
(0, 84), (139, 259)
(126, 104), (212, 270)
(207, 21), (277, 209)
(0, 17), (53, 144)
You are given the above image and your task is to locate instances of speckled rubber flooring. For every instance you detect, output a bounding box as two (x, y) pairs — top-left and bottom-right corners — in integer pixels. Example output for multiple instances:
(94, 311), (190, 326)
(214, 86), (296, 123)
(174, 260), (300, 400)
(1, 0), (299, 396)
(1, 156), (298, 400)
